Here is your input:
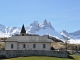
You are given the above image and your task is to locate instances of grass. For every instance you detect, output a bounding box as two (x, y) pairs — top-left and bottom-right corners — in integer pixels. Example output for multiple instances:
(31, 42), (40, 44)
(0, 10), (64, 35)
(70, 55), (80, 60)
(2, 55), (80, 60)
(3, 56), (73, 60)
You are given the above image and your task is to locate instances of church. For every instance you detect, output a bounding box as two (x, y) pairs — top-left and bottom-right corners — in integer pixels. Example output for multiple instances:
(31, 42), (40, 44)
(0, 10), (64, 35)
(5, 24), (53, 50)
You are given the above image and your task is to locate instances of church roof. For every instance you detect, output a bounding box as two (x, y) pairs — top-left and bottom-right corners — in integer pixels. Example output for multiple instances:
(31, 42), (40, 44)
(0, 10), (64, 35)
(5, 36), (53, 43)
(20, 24), (26, 33)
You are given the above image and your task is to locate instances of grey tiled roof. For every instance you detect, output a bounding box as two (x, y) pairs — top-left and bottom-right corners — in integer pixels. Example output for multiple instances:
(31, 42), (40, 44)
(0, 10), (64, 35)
(6, 36), (53, 42)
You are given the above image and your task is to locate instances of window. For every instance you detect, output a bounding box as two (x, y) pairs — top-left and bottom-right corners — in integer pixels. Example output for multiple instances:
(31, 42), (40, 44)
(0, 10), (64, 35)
(23, 44), (26, 48)
(33, 44), (36, 48)
(43, 44), (46, 48)
(11, 44), (13, 49)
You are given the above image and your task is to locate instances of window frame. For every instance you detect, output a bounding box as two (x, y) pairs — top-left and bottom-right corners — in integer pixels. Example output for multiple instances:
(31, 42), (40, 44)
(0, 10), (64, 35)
(33, 44), (36, 48)
(43, 44), (46, 48)
(11, 44), (13, 49)
(23, 44), (26, 48)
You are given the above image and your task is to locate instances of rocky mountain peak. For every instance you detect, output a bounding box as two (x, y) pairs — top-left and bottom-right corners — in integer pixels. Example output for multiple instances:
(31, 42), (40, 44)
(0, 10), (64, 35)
(30, 20), (39, 26)
(27, 20), (40, 33)
(69, 30), (80, 36)
(61, 30), (67, 33)
(39, 19), (54, 29)
(0, 24), (6, 33)
(0, 20), (64, 39)
(60, 30), (69, 36)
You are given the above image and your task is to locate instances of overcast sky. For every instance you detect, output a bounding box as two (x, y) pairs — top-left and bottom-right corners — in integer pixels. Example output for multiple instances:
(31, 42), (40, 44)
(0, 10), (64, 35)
(0, 0), (80, 33)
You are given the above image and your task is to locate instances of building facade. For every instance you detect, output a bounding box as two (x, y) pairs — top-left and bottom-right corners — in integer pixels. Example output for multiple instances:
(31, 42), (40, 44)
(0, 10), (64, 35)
(5, 24), (53, 50)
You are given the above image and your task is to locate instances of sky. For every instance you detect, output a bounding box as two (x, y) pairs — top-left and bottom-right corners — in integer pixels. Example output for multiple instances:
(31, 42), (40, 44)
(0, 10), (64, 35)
(0, 0), (80, 33)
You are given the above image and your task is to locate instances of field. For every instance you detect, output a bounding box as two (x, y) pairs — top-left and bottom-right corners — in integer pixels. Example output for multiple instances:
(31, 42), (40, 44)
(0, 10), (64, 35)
(71, 55), (80, 60)
(2, 56), (73, 60)
(2, 55), (80, 60)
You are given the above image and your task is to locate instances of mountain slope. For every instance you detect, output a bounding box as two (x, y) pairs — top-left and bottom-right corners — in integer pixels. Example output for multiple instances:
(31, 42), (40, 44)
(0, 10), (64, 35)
(60, 30), (80, 44)
(26, 19), (63, 39)
(60, 30), (80, 39)
(0, 24), (20, 37)
(0, 19), (63, 39)
(60, 30), (71, 40)
(0, 20), (80, 44)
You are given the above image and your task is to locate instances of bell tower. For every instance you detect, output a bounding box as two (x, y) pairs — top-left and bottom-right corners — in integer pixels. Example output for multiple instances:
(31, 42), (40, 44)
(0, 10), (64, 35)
(20, 24), (26, 36)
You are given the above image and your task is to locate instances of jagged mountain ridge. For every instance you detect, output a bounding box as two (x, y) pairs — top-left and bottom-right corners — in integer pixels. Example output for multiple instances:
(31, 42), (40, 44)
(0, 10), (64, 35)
(0, 19), (63, 39)
(26, 19), (63, 39)
(1, 19), (80, 44)
(60, 30), (80, 39)
(0, 19), (80, 43)
(26, 19), (54, 33)
(60, 30), (80, 44)
(0, 25), (20, 37)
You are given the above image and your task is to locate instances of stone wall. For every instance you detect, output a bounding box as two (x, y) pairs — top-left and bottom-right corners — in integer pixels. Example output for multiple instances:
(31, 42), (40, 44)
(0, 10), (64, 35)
(0, 50), (68, 58)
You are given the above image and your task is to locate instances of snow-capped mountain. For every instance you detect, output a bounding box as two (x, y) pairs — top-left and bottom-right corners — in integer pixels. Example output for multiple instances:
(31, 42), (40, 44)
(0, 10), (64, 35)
(26, 21), (40, 33)
(39, 19), (54, 29)
(69, 30), (80, 39)
(60, 30), (80, 44)
(0, 24), (20, 37)
(60, 30), (71, 40)
(0, 19), (63, 39)
(26, 19), (63, 39)
(0, 24), (6, 33)
(60, 30), (80, 39)
(0, 19), (80, 44)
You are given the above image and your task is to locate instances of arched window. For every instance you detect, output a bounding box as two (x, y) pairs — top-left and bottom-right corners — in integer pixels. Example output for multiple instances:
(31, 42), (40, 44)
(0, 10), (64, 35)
(33, 44), (36, 48)
(43, 44), (46, 48)
(23, 44), (26, 48)
(11, 44), (13, 49)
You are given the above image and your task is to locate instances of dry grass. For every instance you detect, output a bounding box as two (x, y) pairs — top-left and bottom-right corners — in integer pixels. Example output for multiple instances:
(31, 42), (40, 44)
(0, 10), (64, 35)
(0, 42), (5, 49)
(51, 42), (65, 49)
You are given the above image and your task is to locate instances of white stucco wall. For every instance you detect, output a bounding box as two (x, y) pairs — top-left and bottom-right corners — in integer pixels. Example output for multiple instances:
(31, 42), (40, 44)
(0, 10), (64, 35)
(5, 42), (17, 50)
(5, 41), (51, 50)
(18, 42), (51, 50)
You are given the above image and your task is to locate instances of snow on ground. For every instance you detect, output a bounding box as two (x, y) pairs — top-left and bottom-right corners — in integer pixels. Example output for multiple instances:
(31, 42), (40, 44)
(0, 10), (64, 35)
(0, 32), (10, 38)
(68, 39), (80, 44)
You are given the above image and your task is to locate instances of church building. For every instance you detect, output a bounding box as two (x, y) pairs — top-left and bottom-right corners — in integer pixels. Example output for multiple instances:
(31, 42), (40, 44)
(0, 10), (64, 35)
(5, 24), (53, 50)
